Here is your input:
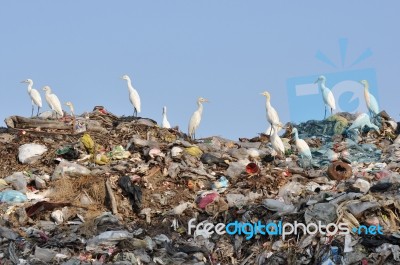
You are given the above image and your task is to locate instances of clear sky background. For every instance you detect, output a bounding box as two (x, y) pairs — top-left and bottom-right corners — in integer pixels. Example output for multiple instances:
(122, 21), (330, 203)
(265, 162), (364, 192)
(1, 1), (399, 140)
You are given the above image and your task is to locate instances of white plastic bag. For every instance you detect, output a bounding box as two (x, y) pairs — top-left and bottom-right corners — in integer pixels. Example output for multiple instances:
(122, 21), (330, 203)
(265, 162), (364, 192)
(18, 143), (47, 164)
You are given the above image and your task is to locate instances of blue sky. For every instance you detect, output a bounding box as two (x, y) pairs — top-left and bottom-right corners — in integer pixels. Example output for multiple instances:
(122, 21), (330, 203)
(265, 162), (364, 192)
(1, 1), (399, 140)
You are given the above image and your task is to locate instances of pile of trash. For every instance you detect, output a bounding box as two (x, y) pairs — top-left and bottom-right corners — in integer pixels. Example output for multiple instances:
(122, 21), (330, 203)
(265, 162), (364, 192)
(1, 108), (400, 264)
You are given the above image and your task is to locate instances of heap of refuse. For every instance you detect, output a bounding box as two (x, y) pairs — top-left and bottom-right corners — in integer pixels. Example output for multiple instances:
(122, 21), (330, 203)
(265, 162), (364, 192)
(1, 108), (400, 264)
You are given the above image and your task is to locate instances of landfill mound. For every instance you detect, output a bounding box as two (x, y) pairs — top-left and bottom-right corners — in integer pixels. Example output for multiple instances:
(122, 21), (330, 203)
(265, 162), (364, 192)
(1, 108), (400, 264)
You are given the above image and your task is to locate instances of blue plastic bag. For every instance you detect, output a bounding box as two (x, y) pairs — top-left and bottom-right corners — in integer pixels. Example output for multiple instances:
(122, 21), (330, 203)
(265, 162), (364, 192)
(0, 190), (27, 203)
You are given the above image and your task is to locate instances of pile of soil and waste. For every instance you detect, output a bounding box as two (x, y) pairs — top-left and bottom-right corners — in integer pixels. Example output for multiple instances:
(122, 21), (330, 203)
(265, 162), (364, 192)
(0, 108), (400, 264)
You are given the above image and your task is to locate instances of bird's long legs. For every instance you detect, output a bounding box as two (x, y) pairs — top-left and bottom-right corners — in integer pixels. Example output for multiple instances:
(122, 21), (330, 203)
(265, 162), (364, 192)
(306, 158), (312, 170)
(299, 155), (305, 169)
(299, 155), (312, 174)
(330, 107), (333, 116)
(36, 106), (40, 117)
(31, 105), (34, 117)
(134, 108), (137, 118)
(324, 107), (327, 119)
(308, 158), (313, 174)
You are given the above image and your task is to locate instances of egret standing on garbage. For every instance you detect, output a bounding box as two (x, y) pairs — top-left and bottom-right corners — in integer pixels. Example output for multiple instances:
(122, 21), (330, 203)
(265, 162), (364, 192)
(347, 113), (380, 132)
(188, 97), (209, 140)
(360, 80), (379, 117)
(42, 86), (63, 118)
(291, 127), (312, 168)
(21, 79), (42, 117)
(65, 101), (75, 117)
(270, 124), (285, 158)
(162, 106), (171, 129)
(315, 75), (336, 119)
(261, 91), (281, 135)
(122, 74), (141, 117)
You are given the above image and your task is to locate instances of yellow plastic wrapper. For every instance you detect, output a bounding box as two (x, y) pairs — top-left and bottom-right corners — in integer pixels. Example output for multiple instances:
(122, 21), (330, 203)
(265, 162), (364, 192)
(95, 154), (110, 165)
(0, 179), (8, 189)
(184, 146), (203, 157)
(81, 133), (95, 154)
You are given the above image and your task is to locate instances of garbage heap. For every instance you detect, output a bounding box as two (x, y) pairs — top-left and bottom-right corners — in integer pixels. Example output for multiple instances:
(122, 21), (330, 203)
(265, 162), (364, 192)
(1, 109), (400, 265)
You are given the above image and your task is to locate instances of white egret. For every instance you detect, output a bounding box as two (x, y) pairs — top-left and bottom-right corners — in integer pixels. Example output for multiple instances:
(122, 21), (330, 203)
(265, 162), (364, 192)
(188, 97), (209, 140)
(162, 106), (171, 129)
(360, 80), (379, 117)
(65, 101), (75, 117)
(270, 124), (285, 158)
(347, 113), (379, 132)
(261, 91), (281, 135)
(291, 127), (312, 168)
(42, 86), (63, 118)
(315, 75), (336, 119)
(21, 79), (42, 117)
(122, 74), (141, 117)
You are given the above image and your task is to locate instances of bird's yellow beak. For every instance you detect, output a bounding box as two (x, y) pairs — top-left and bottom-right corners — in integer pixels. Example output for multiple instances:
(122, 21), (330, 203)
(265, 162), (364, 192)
(20, 80), (25, 83)
(314, 79), (319, 84)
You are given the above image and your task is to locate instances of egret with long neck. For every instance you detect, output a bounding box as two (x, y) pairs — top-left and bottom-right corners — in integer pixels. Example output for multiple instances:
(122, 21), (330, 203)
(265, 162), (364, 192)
(188, 97), (208, 140)
(270, 124), (285, 159)
(261, 91), (281, 135)
(291, 127), (312, 168)
(21, 79), (42, 117)
(360, 80), (379, 117)
(315, 75), (336, 119)
(162, 106), (171, 128)
(43, 86), (63, 118)
(122, 74), (141, 117)
(65, 101), (75, 117)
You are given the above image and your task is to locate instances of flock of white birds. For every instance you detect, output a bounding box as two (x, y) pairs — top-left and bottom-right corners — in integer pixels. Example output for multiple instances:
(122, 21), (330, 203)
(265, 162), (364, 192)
(20, 75), (208, 140)
(21, 74), (380, 168)
(260, 75), (380, 167)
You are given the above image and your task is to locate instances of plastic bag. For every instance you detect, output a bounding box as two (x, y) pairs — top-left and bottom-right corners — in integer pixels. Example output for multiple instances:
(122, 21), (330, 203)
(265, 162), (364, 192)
(0, 190), (28, 203)
(52, 160), (91, 180)
(56, 146), (80, 160)
(108, 145), (131, 159)
(18, 143), (48, 164)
